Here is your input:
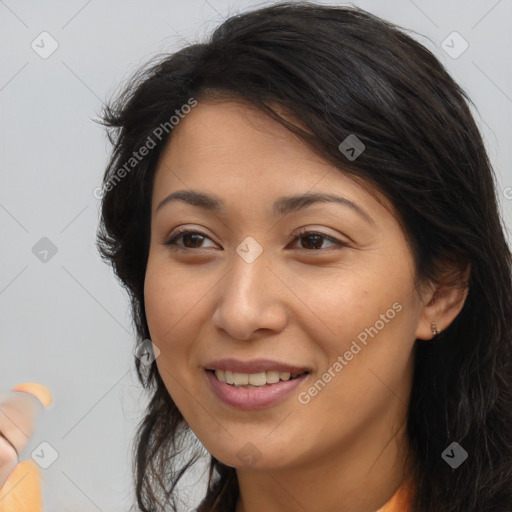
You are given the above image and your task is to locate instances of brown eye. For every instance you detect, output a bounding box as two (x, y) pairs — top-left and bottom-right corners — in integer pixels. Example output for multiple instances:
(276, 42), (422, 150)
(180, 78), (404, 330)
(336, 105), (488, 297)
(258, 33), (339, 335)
(289, 229), (346, 251)
(181, 232), (206, 248)
(164, 229), (217, 250)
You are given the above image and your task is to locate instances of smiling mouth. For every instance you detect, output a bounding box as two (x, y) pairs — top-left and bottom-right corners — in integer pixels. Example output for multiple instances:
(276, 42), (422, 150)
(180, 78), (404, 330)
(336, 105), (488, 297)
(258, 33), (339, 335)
(207, 369), (309, 388)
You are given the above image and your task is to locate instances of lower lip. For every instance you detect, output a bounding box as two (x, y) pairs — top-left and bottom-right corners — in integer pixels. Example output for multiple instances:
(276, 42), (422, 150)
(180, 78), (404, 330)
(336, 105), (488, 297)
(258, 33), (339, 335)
(205, 370), (309, 410)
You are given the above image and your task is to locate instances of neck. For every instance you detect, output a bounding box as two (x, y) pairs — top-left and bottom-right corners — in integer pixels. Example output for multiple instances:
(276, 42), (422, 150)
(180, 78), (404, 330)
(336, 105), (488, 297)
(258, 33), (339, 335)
(234, 413), (412, 512)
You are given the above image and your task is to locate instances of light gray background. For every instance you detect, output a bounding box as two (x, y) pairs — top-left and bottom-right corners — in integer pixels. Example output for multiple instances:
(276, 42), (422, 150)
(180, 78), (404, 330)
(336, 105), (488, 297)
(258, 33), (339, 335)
(1, 1), (511, 511)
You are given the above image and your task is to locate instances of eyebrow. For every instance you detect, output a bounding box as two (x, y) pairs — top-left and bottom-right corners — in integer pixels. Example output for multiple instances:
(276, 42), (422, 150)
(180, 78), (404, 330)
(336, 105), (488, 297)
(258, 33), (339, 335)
(155, 190), (374, 224)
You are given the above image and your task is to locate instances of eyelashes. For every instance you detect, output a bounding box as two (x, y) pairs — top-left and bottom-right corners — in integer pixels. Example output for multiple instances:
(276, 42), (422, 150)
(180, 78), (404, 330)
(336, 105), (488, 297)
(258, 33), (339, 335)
(163, 227), (347, 252)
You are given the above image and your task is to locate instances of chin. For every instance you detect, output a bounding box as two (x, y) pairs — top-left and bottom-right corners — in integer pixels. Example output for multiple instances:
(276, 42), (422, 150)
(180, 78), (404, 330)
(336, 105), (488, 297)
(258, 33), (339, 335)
(203, 438), (295, 471)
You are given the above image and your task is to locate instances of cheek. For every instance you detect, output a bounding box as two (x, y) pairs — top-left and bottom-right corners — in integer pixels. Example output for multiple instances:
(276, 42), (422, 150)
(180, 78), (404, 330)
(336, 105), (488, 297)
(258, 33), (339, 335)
(143, 259), (214, 401)
(143, 263), (193, 379)
(290, 260), (413, 349)
(144, 258), (207, 341)
(295, 259), (419, 400)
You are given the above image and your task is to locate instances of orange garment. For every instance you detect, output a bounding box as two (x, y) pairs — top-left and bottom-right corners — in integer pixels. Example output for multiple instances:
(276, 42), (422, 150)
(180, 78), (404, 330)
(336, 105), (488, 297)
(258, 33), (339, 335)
(376, 476), (415, 512)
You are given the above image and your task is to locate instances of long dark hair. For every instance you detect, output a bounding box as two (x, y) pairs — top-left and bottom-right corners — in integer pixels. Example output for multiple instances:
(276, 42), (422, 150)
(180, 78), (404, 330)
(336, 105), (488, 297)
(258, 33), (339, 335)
(96, 2), (512, 511)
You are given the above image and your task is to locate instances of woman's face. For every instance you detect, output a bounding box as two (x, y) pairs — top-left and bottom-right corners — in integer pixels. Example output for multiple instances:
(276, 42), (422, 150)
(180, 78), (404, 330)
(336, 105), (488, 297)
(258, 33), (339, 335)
(144, 99), (432, 471)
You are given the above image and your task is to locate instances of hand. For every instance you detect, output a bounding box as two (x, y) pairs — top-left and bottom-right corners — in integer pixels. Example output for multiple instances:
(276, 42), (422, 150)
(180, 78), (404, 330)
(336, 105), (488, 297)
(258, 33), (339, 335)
(0, 384), (52, 489)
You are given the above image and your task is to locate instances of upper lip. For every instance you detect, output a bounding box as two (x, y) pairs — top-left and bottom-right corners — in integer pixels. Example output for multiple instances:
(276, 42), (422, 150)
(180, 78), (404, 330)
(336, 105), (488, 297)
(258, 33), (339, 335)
(205, 358), (310, 375)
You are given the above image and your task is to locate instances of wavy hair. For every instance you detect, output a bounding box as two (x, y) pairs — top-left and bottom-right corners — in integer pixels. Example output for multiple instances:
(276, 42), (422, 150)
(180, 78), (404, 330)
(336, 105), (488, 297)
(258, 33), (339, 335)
(96, 2), (512, 511)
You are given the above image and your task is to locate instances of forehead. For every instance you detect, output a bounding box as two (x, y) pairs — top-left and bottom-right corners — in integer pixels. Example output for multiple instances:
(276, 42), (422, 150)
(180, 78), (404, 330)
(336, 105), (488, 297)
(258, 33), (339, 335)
(152, 100), (391, 219)
(159, 99), (321, 169)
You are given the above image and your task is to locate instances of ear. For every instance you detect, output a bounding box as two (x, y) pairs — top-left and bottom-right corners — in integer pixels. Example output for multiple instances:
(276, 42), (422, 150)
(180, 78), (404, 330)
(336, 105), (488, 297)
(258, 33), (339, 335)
(415, 262), (470, 340)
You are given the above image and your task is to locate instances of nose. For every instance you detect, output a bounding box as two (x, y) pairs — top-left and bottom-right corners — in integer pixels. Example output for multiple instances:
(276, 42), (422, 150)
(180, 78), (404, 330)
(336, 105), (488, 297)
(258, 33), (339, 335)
(211, 246), (289, 341)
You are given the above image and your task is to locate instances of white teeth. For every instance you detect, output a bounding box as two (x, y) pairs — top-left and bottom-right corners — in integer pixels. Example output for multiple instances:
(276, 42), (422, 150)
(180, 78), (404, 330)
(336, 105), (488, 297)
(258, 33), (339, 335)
(266, 371), (280, 384)
(233, 372), (249, 386)
(248, 372), (266, 386)
(213, 369), (304, 387)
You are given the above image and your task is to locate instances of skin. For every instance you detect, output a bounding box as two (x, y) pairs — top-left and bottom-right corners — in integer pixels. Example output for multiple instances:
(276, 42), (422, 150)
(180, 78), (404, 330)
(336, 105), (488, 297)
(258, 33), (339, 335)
(144, 99), (468, 512)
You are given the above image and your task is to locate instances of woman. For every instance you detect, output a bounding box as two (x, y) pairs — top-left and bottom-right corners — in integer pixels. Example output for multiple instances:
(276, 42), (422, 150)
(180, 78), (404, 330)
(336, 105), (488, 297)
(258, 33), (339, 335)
(96, 2), (512, 511)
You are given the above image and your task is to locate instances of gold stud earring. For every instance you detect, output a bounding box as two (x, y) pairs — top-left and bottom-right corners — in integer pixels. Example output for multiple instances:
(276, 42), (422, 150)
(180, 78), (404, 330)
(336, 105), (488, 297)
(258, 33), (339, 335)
(431, 321), (441, 336)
